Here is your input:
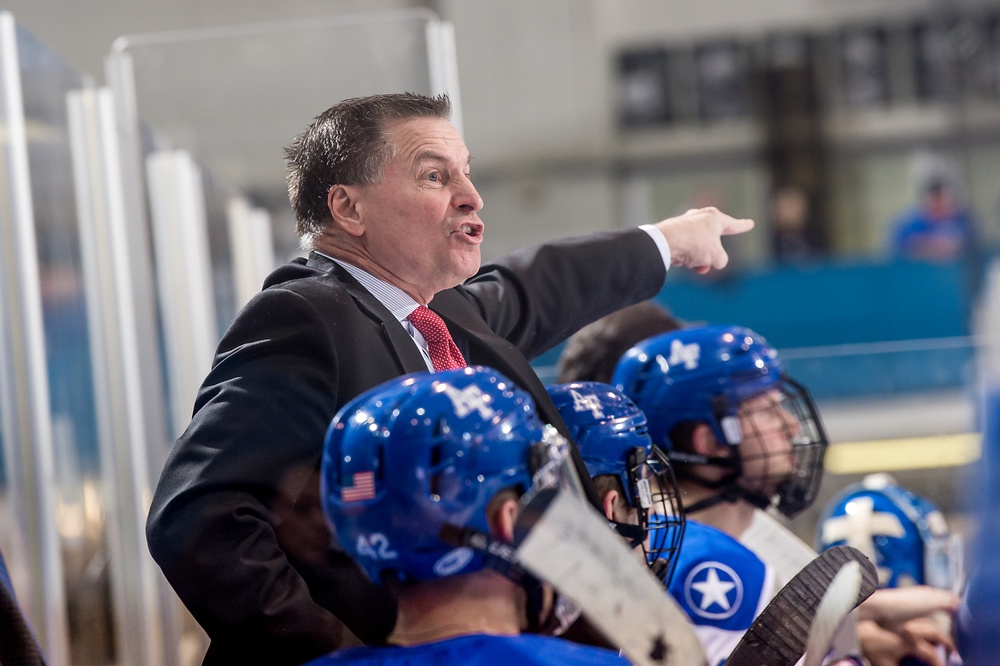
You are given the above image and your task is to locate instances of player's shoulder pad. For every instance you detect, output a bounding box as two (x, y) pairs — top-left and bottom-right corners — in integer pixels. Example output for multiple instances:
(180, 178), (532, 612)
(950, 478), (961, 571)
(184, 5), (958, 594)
(667, 521), (772, 630)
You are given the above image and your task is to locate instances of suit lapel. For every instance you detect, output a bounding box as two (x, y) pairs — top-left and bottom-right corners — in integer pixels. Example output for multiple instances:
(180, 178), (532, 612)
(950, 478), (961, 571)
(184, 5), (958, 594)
(428, 290), (494, 343)
(428, 289), (511, 362)
(306, 253), (427, 374)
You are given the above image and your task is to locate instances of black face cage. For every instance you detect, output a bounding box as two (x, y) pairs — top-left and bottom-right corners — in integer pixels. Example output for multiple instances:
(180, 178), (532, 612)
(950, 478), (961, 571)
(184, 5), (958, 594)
(629, 446), (686, 586)
(735, 376), (828, 518)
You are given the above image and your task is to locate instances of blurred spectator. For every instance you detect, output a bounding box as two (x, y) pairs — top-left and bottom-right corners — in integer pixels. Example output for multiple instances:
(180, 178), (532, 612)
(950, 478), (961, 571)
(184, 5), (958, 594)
(770, 184), (818, 264)
(889, 176), (977, 262)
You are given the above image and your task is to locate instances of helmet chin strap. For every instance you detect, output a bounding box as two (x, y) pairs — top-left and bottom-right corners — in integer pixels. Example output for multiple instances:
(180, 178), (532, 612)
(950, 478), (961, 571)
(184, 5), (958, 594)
(610, 519), (645, 546)
(679, 467), (774, 516)
(667, 445), (777, 515)
(682, 483), (774, 515)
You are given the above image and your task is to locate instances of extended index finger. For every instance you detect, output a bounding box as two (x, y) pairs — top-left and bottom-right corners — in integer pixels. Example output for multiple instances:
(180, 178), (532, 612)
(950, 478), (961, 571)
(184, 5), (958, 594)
(722, 217), (755, 235)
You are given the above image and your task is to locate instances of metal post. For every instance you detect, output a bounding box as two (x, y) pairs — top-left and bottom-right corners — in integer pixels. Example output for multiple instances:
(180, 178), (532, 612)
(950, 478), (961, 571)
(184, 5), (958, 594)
(67, 84), (181, 666)
(0, 11), (70, 665)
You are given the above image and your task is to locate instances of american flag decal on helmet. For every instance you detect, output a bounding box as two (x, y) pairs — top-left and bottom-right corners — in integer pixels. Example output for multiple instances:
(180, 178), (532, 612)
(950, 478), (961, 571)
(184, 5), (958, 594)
(341, 471), (376, 502)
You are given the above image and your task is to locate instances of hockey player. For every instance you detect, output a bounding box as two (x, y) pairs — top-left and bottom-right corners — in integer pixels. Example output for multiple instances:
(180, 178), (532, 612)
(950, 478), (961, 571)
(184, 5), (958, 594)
(613, 324), (959, 665)
(549, 380), (778, 666)
(817, 473), (963, 665)
(306, 367), (629, 666)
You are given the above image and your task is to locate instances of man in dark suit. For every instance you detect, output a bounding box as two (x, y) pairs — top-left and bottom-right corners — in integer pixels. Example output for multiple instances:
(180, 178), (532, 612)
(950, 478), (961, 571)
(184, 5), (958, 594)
(145, 92), (753, 665)
(0, 549), (46, 665)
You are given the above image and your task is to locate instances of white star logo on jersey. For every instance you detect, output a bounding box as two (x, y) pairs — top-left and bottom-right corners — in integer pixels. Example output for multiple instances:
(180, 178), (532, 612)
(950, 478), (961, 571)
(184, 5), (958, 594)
(569, 389), (605, 419)
(668, 339), (700, 370)
(442, 384), (496, 419)
(684, 561), (744, 620)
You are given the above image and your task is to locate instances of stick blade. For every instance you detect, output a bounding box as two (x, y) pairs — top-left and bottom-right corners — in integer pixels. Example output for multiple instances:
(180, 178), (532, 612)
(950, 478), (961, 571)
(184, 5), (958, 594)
(725, 546), (877, 666)
(802, 560), (862, 666)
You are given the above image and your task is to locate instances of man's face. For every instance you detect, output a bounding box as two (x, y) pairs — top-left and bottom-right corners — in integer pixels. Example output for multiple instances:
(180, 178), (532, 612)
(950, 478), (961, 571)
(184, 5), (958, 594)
(925, 188), (957, 221)
(352, 116), (484, 299)
(736, 389), (800, 496)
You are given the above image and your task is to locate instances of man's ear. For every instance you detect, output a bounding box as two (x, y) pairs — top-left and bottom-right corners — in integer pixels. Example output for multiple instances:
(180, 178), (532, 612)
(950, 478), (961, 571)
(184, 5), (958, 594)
(691, 423), (727, 457)
(327, 184), (365, 237)
(601, 489), (619, 522)
(487, 497), (519, 545)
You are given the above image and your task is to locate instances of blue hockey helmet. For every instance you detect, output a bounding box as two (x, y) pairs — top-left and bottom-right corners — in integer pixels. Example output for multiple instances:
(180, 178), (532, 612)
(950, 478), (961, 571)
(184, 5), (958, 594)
(611, 324), (828, 517)
(816, 473), (960, 589)
(322, 366), (570, 584)
(547, 381), (686, 583)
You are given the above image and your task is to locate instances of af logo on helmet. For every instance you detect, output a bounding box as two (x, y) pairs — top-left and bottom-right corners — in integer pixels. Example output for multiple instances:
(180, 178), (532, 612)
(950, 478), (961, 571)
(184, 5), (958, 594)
(442, 384), (496, 419)
(668, 339), (700, 370)
(569, 389), (606, 419)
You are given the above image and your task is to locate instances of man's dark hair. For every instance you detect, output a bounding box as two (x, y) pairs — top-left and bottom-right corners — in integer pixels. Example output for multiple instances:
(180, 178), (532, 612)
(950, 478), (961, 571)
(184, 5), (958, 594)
(284, 92), (452, 247)
(556, 301), (685, 384)
(592, 474), (627, 504)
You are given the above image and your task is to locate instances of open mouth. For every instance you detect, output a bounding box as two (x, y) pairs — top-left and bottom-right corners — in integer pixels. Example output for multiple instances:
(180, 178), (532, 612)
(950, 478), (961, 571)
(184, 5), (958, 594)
(454, 222), (484, 240)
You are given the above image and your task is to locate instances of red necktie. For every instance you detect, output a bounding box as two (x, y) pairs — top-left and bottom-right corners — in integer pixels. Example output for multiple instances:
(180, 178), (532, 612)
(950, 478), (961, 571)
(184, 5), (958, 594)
(407, 305), (467, 371)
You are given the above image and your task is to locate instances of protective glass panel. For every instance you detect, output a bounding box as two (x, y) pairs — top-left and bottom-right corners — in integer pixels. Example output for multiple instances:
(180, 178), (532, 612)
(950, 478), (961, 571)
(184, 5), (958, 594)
(0, 18), (110, 665)
(113, 9), (440, 265)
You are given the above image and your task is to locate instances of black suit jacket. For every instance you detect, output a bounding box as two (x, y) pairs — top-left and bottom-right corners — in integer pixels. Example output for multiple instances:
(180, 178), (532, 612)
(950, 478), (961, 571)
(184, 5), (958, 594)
(146, 227), (666, 665)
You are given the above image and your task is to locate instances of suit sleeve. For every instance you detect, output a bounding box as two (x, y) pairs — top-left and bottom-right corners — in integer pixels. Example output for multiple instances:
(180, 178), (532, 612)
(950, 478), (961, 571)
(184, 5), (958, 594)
(462, 227), (667, 360)
(145, 286), (394, 665)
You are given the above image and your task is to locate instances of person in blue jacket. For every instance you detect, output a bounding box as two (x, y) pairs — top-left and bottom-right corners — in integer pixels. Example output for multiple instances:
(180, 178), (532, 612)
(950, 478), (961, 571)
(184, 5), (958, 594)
(889, 176), (976, 263)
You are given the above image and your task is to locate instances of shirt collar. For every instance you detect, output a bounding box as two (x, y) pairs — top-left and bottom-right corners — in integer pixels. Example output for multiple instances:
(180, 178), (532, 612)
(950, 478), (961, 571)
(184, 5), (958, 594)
(315, 251), (419, 321)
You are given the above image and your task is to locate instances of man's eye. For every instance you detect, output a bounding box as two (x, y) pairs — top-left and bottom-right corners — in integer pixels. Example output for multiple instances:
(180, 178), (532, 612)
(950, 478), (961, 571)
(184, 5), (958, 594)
(426, 172), (440, 182)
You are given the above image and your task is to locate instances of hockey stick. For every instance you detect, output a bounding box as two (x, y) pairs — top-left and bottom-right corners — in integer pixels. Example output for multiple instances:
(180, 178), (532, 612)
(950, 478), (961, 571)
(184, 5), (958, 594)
(740, 508), (864, 661)
(740, 508), (817, 583)
(803, 560), (863, 666)
(514, 488), (708, 666)
(725, 546), (877, 666)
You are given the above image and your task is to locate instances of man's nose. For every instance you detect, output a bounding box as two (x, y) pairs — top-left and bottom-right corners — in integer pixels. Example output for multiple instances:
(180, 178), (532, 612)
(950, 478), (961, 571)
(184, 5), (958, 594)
(783, 408), (802, 438)
(454, 177), (483, 212)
